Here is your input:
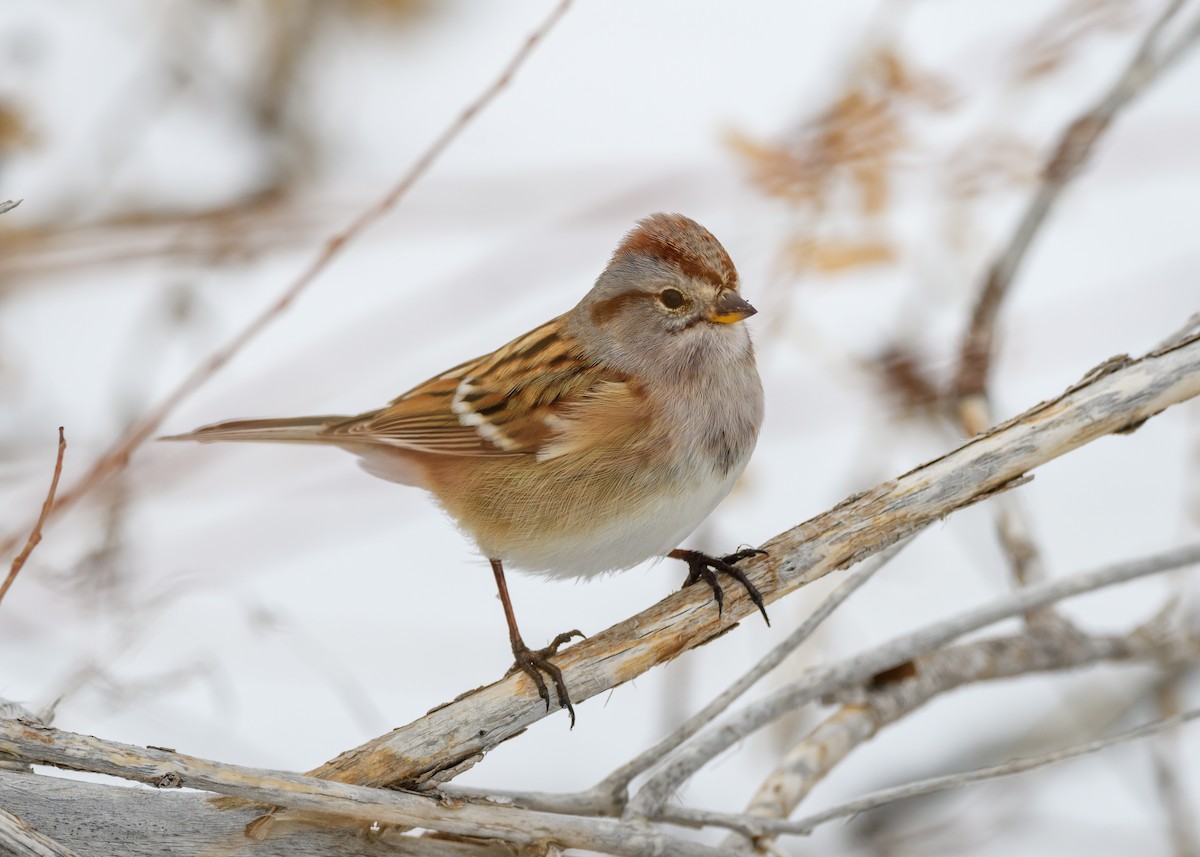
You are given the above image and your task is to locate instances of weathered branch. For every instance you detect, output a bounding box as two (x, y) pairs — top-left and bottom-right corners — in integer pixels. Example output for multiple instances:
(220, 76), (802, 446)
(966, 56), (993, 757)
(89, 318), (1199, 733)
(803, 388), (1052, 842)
(661, 708), (1200, 842)
(0, 199), (20, 216)
(628, 543), (1200, 815)
(719, 620), (1199, 850)
(0, 721), (724, 857)
(443, 541), (913, 817)
(308, 330), (1200, 792)
(0, 770), (507, 857)
(0, 805), (80, 857)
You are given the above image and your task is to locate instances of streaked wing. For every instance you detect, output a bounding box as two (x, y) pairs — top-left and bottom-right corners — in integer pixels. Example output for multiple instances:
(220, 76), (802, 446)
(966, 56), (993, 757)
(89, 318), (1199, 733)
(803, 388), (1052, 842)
(330, 318), (638, 457)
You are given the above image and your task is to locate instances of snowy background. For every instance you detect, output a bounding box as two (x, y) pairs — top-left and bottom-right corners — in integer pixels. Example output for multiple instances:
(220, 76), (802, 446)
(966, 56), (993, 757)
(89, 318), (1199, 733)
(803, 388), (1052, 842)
(1, 1), (1198, 854)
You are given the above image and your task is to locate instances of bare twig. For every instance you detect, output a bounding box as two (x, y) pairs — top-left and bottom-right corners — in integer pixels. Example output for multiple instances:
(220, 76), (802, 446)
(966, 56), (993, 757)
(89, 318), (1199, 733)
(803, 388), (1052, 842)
(628, 544), (1200, 815)
(1153, 746), (1200, 857)
(664, 708), (1200, 841)
(952, 0), (1200, 602)
(0, 806), (81, 857)
(0, 720), (725, 857)
(0, 428), (66, 607)
(309, 331), (1200, 792)
(720, 620), (1199, 850)
(0, 0), (575, 559)
(955, 0), (1200, 399)
(1151, 671), (1200, 857)
(0, 199), (20, 215)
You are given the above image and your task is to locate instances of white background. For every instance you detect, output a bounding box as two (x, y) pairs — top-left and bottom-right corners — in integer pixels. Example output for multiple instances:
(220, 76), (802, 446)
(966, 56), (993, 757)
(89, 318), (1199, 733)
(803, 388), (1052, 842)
(1, 1), (1198, 853)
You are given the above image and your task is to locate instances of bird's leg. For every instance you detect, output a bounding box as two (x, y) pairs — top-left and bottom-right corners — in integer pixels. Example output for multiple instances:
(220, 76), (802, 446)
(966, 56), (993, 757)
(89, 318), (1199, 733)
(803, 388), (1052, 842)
(669, 548), (770, 625)
(489, 559), (584, 727)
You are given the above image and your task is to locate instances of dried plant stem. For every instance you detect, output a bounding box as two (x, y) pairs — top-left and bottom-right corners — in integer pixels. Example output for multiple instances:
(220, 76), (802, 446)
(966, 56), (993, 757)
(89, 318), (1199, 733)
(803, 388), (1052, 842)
(0, 428), (66, 607)
(0, 200), (20, 215)
(0, 0), (575, 560)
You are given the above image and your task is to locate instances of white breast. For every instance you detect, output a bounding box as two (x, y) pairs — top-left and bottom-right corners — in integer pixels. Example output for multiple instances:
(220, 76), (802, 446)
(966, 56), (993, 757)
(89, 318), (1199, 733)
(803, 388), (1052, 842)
(506, 463), (749, 579)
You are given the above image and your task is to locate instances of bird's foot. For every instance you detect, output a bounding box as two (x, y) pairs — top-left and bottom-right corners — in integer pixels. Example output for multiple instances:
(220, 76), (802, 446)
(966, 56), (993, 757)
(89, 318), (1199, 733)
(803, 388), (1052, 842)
(670, 548), (770, 626)
(506, 630), (585, 727)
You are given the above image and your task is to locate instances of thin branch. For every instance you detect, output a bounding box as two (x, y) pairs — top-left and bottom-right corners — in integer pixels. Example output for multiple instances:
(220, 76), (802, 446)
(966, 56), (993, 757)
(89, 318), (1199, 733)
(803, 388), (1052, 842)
(0, 720), (725, 857)
(308, 330), (1200, 793)
(953, 0), (1200, 600)
(0, 806), (81, 857)
(0, 0), (575, 560)
(0, 199), (20, 215)
(720, 620), (1199, 850)
(955, 0), (1200, 399)
(0, 428), (66, 607)
(627, 544), (1200, 815)
(1151, 670), (1200, 857)
(666, 708), (1200, 841)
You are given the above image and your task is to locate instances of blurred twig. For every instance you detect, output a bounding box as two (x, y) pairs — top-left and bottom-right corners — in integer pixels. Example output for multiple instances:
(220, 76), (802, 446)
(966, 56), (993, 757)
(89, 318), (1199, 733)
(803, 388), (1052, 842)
(720, 617), (1199, 850)
(665, 708), (1200, 842)
(0, 192), (320, 287)
(0, 0), (575, 560)
(952, 0), (1200, 602)
(1152, 670), (1200, 857)
(955, 0), (1200, 400)
(0, 200), (20, 215)
(0, 428), (66, 608)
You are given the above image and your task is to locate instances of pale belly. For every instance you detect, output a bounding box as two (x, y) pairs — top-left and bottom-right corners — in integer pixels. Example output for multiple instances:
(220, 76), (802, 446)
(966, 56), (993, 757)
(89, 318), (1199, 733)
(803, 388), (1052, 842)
(497, 466), (745, 579)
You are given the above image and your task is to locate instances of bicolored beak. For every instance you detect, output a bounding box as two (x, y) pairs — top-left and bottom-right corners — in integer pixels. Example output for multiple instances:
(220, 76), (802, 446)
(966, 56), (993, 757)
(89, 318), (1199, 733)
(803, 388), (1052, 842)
(708, 289), (758, 324)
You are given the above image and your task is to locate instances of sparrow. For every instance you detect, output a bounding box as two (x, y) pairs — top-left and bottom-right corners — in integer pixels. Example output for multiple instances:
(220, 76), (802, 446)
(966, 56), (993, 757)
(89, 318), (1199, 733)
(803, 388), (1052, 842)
(165, 213), (766, 725)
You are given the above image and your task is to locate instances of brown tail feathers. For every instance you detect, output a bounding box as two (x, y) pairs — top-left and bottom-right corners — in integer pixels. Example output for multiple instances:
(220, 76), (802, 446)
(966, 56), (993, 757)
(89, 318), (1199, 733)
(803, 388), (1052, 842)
(160, 415), (350, 445)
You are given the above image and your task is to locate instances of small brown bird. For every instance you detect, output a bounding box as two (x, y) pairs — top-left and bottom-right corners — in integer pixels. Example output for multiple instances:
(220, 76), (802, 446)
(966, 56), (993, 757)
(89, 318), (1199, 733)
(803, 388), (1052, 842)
(165, 213), (766, 724)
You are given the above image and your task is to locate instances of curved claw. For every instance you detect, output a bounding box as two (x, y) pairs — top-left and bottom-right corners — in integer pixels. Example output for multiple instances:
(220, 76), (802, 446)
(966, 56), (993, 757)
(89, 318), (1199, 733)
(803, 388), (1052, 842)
(670, 548), (770, 626)
(507, 630), (584, 728)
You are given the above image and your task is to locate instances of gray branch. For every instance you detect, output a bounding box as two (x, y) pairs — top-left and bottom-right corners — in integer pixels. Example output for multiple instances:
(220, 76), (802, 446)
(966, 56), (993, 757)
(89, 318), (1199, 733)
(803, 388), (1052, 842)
(0, 720), (724, 857)
(719, 621), (1199, 849)
(628, 543), (1200, 815)
(661, 708), (1200, 841)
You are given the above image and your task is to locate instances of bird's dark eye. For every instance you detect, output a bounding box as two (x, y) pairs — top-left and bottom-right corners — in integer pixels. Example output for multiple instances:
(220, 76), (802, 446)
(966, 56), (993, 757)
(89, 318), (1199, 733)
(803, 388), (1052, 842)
(659, 288), (685, 309)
